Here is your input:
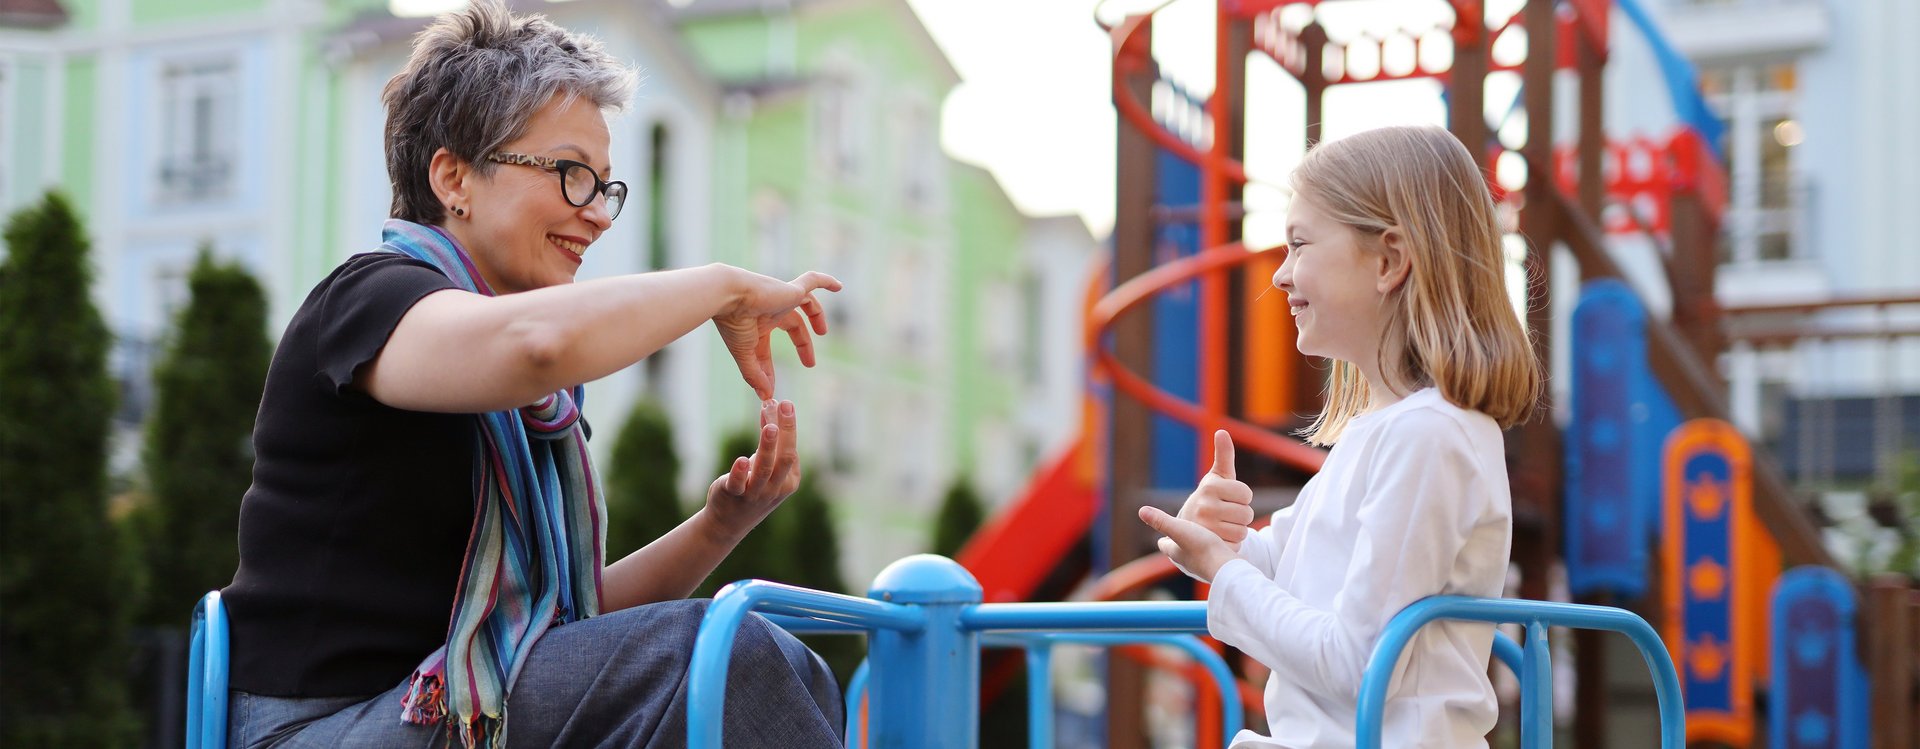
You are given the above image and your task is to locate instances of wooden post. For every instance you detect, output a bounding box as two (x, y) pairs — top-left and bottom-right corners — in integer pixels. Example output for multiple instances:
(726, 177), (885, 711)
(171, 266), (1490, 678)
(1449, 0), (1489, 170)
(1107, 16), (1159, 749)
(1867, 574), (1914, 749)
(1510, 0), (1562, 607)
(1570, 5), (1611, 746)
(1294, 19), (1329, 417)
(1669, 187), (1726, 373)
(1301, 21), (1327, 148)
(1224, 14), (1251, 423)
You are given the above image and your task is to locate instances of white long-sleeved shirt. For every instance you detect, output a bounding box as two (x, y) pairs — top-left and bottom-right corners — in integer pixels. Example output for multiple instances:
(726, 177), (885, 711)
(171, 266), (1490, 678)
(1206, 387), (1512, 749)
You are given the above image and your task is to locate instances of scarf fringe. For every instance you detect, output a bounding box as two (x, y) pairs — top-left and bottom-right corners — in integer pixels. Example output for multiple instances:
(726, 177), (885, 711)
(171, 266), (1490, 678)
(401, 670), (447, 726)
(402, 670), (505, 749)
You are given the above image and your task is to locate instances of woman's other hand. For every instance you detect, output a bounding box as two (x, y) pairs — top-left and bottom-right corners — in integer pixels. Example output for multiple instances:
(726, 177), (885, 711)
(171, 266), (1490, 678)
(701, 399), (804, 544)
(712, 266), (842, 401)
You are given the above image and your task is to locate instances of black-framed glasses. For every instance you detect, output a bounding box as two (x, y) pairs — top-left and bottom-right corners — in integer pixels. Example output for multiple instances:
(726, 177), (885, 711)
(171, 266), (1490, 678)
(486, 152), (627, 220)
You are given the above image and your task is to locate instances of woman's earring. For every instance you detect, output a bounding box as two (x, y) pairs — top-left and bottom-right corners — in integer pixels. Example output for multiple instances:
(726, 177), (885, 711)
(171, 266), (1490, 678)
(454, 206), (466, 217)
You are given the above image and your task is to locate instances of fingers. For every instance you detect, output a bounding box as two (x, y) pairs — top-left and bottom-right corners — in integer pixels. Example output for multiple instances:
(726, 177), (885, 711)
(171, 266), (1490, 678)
(772, 401), (799, 490)
(733, 354), (773, 402)
(1196, 474), (1254, 506)
(755, 333), (775, 395)
(724, 456), (750, 495)
(1209, 429), (1237, 480)
(780, 310), (817, 368)
(747, 401), (780, 494)
(801, 294), (829, 335)
(747, 401), (800, 497)
(1211, 517), (1251, 544)
(721, 334), (775, 403)
(791, 271), (844, 294)
(777, 400), (798, 458)
(1138, 505), (1210, 548)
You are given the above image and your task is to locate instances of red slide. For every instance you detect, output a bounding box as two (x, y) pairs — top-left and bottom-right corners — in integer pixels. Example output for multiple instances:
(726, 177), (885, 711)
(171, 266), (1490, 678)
(954, 434), (1098, 603)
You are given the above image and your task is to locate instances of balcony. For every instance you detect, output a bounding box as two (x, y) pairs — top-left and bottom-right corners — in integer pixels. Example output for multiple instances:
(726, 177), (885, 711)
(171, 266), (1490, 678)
(1664, 0), (1830, 60)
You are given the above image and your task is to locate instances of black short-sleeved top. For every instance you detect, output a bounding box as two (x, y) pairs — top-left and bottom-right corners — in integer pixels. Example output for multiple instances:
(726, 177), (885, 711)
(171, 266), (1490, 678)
(223, 252), (475, 698)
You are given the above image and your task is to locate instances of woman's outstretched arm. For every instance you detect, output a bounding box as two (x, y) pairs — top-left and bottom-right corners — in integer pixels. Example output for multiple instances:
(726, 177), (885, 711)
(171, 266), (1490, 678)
(361, 264), (839, 413)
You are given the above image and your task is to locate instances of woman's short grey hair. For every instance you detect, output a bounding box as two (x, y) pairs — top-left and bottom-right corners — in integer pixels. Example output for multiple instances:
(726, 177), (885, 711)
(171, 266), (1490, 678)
(382, 0), (636, 224)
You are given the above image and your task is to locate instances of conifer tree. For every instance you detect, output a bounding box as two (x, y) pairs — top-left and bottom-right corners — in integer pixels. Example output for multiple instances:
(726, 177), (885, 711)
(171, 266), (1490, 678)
(603, 399), (684, 557)
(134, 247), (271, 626)
(696, 428), (795, 597)
(930, 476), (987, 558)
(0, 192), (140, 747)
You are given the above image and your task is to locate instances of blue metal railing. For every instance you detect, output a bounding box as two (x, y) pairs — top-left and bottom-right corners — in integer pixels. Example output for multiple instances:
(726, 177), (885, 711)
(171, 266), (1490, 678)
(835, 631), (1247, 749)
(187, 591), (229, 749)
(1358, 596), (1686, 749)
(688, 555), (1686, 749)
(984, 632), (1242, 748)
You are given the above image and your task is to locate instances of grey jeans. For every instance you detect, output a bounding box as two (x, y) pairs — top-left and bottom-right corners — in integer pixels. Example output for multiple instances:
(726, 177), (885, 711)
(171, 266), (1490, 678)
(228, 599), (845, 748)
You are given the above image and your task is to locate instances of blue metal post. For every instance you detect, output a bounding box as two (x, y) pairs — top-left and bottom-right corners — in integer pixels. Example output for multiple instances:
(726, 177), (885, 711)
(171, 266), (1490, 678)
(846, 659), (871, 748)
(187, 591), (228, 749)
(1521, 621), (1553, 748)
(866, 555), (983, 748)
(1026, 644), (1054, 748)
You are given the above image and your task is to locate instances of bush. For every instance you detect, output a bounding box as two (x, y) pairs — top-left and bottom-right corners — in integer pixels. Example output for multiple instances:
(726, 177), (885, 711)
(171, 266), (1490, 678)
(603, 399), (684, 558)
(696, 428), (793, 597)
(134, 247), (271, 626)
(930, 477), (987, 558)
(0, 191), (140, 747)
(692, 428), (863, 682)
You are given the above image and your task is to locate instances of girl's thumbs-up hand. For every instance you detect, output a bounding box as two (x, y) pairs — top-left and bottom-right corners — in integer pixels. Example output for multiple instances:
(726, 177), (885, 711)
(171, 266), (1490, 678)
(1139, 505), (1235, 583)
(1177, 430), (1256, 548)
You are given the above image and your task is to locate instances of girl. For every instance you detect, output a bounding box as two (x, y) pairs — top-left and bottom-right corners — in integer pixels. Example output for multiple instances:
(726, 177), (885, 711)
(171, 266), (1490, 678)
(1140, 125), (1540, 749)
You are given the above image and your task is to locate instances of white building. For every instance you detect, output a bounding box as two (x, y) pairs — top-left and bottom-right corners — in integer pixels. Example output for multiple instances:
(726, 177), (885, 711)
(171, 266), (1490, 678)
(1600, 0), (1920, 485)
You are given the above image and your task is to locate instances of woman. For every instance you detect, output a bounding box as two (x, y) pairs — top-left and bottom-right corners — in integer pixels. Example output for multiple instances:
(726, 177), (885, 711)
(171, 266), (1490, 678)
(221, 2), (845, 746)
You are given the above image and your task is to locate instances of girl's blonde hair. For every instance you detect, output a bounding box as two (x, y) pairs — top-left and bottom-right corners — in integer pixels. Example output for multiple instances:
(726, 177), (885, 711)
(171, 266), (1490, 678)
(1292, 125), (1541, 445)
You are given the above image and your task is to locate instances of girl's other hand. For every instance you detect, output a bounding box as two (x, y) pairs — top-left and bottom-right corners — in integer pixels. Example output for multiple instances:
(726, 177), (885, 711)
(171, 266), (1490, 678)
(1139, 505), (1236, 583)
(1177, 430), (1255, 549)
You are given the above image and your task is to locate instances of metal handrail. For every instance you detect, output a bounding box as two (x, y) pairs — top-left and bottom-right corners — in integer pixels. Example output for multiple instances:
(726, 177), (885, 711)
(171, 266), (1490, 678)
(1357, 596), (1685, 749)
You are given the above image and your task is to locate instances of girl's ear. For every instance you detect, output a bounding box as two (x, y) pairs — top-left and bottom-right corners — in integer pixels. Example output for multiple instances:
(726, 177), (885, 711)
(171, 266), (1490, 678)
(1375, 227), (1413, 294)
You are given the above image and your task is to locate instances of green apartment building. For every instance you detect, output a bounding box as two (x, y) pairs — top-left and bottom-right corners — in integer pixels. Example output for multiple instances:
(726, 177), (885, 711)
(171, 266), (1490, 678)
(0, 0), (1094, 583)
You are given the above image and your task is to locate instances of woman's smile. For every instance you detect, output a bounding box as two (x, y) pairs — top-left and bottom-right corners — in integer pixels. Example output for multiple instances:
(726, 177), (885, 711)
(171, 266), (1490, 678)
(547, 233), (588, 265)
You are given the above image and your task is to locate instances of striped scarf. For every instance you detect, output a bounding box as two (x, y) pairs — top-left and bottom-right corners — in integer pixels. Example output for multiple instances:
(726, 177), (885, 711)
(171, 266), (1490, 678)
(379, 219), (605, 748)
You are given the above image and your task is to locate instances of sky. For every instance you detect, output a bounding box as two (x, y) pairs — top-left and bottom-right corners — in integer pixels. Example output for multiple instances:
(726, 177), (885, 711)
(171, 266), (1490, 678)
(391, 0), (1532, 242)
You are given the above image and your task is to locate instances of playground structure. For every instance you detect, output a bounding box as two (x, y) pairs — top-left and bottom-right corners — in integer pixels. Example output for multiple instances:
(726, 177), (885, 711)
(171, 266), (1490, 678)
(950, 0), (1918, 746)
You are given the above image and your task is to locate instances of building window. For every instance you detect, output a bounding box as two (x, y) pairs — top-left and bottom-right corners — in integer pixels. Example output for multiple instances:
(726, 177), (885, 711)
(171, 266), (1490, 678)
(815, 71), (865, 182)
(886, 250), (928, 357)
(1701, 60), (1802, 264)
(896, 96), (940, 212)
(646, 122), (671, 271)
(752, 191), (792, 278)
(0, 60), (11, 212)
(1022, 274), (1045, 387)
(822, 221), (860, 334)
(982, 279), (1020, 374)
(156, 56), (239, 204)
(824, 382), (860, 476)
